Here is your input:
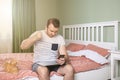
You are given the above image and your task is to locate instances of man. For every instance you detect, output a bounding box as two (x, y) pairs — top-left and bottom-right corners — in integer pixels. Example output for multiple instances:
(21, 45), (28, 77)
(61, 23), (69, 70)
(20, 18), (74, 80)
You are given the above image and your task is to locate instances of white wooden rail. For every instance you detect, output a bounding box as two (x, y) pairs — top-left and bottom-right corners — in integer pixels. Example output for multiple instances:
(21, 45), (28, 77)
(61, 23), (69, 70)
(63, 21), (119, 50)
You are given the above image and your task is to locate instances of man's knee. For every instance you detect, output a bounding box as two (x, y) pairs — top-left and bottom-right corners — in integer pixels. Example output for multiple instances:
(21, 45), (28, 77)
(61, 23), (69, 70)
(32, 63), (49, 76)
(65, 64), (74, 73)
(37, 66), (49, 74)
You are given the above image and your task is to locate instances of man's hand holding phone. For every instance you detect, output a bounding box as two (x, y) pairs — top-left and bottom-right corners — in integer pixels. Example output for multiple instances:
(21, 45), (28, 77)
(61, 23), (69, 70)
(57, 55), (66, 65)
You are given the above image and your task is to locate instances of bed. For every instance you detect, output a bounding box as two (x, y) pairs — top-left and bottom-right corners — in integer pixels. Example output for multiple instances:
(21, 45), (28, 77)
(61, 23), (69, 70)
(61, 20), (119, 80)
(0, 21), (119, 80)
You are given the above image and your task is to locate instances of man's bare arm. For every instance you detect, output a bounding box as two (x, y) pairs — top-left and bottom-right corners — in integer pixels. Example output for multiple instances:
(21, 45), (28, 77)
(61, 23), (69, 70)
(20, 31), (41, 50)
(59, 45), (69, 63)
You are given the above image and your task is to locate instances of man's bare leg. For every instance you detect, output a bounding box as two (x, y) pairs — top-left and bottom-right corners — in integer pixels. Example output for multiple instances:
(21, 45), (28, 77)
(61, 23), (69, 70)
(37, 66), (50, 80)
(57, 64), (74, 80)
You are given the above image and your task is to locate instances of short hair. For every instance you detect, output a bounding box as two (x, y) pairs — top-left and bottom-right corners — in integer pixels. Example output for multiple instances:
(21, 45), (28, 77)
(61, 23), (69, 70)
(47, 18), (60, 28)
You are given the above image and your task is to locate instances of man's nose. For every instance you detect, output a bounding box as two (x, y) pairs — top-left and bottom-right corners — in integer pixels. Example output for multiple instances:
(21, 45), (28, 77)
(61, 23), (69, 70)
(52, 32), (56, 35)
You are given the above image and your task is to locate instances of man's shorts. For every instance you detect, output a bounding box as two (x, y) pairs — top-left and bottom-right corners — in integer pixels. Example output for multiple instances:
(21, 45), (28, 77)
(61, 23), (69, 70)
(32, 63), (60, 72)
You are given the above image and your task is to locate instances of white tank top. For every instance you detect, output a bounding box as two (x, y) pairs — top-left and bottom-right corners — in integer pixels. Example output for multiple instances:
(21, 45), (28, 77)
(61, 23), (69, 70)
(33, 30), (65, 66)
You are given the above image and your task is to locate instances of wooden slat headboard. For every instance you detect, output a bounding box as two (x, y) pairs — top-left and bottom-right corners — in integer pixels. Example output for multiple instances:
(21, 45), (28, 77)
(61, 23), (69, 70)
(63, 21), (119, 51)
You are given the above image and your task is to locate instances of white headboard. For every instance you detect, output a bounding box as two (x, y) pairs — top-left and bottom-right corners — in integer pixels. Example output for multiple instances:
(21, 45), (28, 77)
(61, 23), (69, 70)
(63, 21), (119, 51)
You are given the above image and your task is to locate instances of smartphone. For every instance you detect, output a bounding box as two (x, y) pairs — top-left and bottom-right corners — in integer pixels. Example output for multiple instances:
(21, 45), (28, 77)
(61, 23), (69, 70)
(58, 55), (65, 59)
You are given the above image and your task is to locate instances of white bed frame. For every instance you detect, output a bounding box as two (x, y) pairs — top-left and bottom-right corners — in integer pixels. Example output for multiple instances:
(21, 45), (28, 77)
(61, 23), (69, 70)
(63, 21), (119, 50)
(50, 21), (119, 80)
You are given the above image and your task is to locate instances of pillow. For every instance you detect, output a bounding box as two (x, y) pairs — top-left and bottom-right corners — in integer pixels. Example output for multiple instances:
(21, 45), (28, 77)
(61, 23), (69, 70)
(85, 44), (109, 57)
(68, 50), (108, 64)
(66, 43), (86, 52)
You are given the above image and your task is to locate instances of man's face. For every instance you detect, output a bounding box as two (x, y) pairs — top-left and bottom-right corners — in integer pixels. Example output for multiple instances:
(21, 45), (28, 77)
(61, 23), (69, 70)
(46, 23), (59, 38)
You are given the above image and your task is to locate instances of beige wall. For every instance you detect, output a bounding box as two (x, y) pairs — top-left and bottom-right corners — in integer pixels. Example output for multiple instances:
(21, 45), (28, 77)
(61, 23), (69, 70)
(35, 0), (59, 30)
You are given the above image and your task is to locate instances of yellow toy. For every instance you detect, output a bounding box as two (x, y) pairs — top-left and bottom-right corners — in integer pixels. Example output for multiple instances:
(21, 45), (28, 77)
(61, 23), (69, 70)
(4, 58), (19, 74)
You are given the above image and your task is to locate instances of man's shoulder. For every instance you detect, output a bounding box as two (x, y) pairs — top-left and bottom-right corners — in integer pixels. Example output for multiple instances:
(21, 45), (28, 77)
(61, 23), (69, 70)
(34, 30), (44, 34)
(56, 34), (64, 38)
(30, 30), (42, 38)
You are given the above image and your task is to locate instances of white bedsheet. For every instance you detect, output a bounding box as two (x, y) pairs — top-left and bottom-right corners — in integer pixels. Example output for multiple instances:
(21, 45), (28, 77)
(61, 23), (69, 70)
(18, 75), (63, 80)
(68, 50), (109, 64)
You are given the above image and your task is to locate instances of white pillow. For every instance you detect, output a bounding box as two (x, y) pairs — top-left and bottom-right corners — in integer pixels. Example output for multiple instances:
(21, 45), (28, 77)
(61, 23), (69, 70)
(68, 50), (108, 64)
